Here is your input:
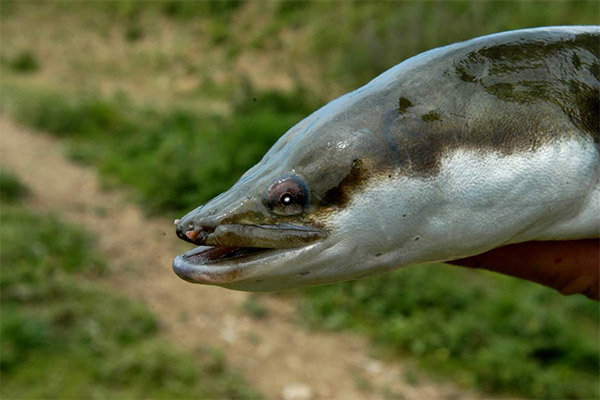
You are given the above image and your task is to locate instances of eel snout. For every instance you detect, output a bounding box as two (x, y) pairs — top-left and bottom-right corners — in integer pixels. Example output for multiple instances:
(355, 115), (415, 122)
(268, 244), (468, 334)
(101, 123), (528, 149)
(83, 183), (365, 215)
(176, 222), (214, 245)
(173, 220), (328, 286)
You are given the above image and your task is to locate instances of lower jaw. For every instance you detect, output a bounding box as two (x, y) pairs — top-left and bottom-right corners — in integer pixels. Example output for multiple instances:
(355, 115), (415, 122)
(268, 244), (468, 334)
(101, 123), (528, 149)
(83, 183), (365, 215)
(172, 240), (325, 287)
(172, 245), (279, 285)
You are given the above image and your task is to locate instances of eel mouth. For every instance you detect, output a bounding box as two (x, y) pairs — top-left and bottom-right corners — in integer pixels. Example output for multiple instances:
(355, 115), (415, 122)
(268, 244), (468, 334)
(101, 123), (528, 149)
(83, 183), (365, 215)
(182, 245), (274, 266)
(172, 223), (326, 285)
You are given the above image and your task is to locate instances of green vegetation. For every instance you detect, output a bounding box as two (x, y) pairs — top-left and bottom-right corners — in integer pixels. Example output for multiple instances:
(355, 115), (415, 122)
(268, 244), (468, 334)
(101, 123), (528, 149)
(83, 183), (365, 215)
(1, 168), (28, 202)
(4, 85), (317, 214)
(300, 264), (599, 399)
(293, 1), (600, 89)
(4, 1), (597, 104)
(7, 50), (40, 73)
(0, 171), (261, 399)
(242, 294), (270, 320)
(98, 0), (245, 20)
(2, 1), (599, 398)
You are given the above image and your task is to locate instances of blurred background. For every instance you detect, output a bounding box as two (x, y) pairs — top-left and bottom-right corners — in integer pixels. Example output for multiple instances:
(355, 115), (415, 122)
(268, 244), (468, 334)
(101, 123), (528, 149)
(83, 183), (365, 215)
(1, 1), (598, 399)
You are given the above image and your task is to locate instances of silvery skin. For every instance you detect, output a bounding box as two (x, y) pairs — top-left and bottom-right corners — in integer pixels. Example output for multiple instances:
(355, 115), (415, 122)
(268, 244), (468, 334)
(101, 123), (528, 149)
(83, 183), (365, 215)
(173, 26), (600, 291)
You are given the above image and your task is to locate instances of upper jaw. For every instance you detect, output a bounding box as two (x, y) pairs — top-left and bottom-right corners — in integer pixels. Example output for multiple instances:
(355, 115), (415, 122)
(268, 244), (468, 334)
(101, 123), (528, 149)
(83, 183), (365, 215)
(178, 222), (326, 248)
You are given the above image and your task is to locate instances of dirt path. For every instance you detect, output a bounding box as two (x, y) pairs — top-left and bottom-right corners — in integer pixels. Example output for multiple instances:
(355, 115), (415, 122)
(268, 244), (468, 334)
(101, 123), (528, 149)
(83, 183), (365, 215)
(1, 117), (473, 400)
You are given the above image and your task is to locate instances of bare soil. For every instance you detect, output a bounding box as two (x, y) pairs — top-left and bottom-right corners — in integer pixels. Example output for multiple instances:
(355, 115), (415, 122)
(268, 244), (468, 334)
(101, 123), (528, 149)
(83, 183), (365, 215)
(1, 117), (475, 399)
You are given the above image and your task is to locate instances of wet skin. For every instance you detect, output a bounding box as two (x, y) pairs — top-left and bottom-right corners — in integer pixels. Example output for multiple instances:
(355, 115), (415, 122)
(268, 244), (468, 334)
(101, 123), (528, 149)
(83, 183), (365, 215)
(173, 26), (599, 295)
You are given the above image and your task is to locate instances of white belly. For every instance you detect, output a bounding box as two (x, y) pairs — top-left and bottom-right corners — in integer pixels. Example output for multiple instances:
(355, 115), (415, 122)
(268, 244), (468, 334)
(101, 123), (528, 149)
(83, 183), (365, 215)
(334, 138), (599, 268)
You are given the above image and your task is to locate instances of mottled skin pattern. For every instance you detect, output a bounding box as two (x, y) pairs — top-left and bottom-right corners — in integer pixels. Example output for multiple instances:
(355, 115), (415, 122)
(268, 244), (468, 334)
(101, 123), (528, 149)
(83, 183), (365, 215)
(277, 26), (598, 182)
(173, 27), (599, 291)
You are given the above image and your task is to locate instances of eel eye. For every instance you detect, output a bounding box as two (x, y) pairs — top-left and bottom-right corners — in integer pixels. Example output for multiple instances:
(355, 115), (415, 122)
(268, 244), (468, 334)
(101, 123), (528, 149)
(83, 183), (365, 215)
(280, 192), (296, 206)
(264, 175), (308, 216)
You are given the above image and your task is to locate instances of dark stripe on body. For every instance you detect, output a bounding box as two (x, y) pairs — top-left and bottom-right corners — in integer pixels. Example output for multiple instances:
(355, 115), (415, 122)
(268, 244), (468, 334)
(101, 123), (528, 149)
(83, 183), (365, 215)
(331, 28), (600, 178)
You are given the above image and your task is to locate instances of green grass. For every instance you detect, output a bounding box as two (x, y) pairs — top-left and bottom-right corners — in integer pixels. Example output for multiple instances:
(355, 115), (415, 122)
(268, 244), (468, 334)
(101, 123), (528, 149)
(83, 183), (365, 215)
(0, 171), (261, 399)
(3, 84), (318, 215)
(300, 264), (599, 399)
(100, 0), (245, 20)
(7, 1), (597, 99)
(2, 2), (599, 397)
(268, 0), (600, 89)
(7, 50), (40, 73)
(1, 168), (28, 202)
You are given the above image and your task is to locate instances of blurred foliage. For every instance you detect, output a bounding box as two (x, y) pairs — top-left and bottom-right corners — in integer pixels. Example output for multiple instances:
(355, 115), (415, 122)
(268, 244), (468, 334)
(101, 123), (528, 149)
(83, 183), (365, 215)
(242, 294), (270, 320)
(28, 0), (245, 21)
(5, 84), (319, 214)
(7, 50), (40, 73)
(2, 1), (599, 398)
(100, 0), (245, 20)
(0, 172), (261, 399)
(1, 168), (29, 202)
(268, 0), (600, 89)
(300, 264), (599, 399)
(4, 1), (597, 99)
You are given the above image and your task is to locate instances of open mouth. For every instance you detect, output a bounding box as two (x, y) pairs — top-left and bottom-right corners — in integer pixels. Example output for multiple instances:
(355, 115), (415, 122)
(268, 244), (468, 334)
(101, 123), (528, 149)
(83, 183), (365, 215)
(184, 245), (272, 265)
(173, 223), (326, 285)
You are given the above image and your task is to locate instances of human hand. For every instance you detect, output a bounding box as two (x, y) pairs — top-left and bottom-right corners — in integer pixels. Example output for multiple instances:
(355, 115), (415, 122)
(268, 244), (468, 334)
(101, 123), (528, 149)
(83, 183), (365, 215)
(448, 240), (599, 301)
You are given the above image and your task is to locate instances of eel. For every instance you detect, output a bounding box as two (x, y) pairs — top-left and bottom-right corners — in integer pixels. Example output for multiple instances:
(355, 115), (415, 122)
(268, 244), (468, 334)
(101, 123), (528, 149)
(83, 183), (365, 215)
(173, 26), (600, 293)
